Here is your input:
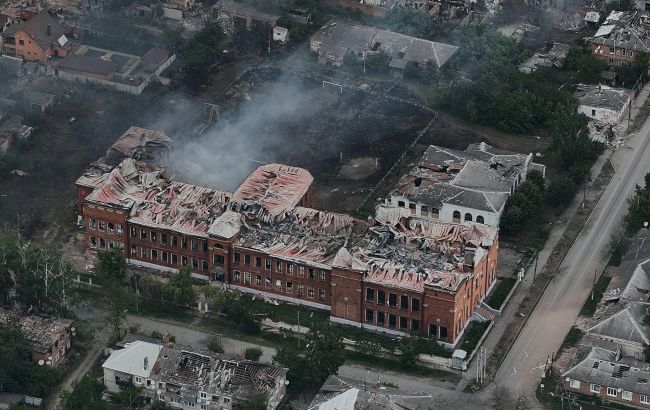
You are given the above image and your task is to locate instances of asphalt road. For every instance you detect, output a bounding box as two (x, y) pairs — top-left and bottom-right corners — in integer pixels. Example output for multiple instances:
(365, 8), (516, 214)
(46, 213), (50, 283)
(494, 116), (650, 398)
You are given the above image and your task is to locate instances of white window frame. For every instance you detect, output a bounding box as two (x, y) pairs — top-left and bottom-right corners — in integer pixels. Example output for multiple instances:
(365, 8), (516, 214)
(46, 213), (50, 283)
(590, 383), (601, 393)
(622, 390), (633, 401)
(569, 379), (580, 389)
(642, 394), (650, 404)
(134, 376), (143, 384)
(606, 387), (617, 397)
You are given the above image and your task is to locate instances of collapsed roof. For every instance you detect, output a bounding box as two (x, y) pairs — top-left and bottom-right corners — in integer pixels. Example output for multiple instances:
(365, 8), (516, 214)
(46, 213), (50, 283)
(0, 308), (73, 354)
(575, 84), (633, 112)
(591, 11), (650, 54)
(391, 142), (532, 213)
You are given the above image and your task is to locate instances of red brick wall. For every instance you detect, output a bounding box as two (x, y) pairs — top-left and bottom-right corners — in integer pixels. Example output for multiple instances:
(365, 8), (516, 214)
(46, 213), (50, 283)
(330, 267), (363, 322)
(76, 185), (94, 216)
(83, 203), (129, 253)
(361, 284), (424, 333)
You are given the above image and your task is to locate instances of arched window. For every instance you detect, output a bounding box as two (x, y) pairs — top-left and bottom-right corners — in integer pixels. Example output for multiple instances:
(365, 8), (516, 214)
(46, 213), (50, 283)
(464, 213), (472, 222)
(476, 215), (485, 224)
(452, 211), (461, 222)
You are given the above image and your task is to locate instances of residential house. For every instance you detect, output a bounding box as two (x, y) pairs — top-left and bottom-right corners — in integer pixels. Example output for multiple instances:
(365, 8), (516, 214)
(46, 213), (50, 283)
(216, 0), (280, 35)
(0, 11), (70, 61)
(76, 129), (500, 347)
(385, 142), (538, 227)
(591, 11), (650, 68)
(519, 42), (570, 73)
(309, 21), (459, 72)
(103, 340), (288, 409)
(576, 84), (633, 124)
(0, 308), (74, 367)
(307, 375), (435, 409)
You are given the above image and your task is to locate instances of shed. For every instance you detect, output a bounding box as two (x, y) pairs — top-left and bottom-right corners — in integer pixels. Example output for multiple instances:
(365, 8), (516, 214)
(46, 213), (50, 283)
(451, 349), (467, 369)
(273, 26), (289, 43)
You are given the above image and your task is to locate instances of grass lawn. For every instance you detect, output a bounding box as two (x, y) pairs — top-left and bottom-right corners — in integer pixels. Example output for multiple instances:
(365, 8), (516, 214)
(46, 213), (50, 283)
(485, 277), (517, 310)
(458, 321), (490, 354)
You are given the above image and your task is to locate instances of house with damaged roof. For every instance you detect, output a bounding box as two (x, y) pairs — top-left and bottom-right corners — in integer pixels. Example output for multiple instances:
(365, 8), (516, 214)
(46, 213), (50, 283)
(561, 229), (650, 407)
(385, 142), (542, 228)
(76, 128), (501, 346)
(575, 84), (634, 142)
(310, 20), (459, 74)
(103, 340), (287, 409)
(590, 10), (650, 68)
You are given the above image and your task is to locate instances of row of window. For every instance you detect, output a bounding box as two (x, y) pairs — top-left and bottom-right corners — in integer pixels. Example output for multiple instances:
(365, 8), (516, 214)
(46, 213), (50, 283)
(88, 219), (124, 235)
(569, 379), (650, 403)
(452, 210), (485, 224)
(233, 271), (327, 301)
(130, 227), (209, 253)
(607, 47), (634, 58)
(395, 200), (440, 219)
(131, 245), (209, 271)
(366, 288), (420, 312)
(89, 236), (123, 250)
(365, 308), (420, 332)
(233, 252), (327, 281)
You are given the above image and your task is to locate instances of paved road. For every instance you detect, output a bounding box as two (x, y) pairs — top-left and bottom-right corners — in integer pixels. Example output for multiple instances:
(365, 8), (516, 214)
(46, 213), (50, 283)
(494, 113), (650, 398)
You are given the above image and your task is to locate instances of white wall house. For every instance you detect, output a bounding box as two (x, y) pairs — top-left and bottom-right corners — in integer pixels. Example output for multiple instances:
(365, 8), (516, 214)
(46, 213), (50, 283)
(576, 84), (633, 125)
(385, 143), (538, 228)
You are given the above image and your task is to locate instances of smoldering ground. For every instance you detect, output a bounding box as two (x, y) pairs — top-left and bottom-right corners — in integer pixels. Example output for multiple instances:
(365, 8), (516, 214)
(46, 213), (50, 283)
(169, 67), (434, 194)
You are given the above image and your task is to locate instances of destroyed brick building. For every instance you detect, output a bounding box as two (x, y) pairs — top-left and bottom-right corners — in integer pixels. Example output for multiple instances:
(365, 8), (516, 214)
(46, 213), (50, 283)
(309, 21), (459, 73)
(76, 128), (500, 346)
(0, 308), (74, 367)
(575, 84), (633, 142)
(385, 142), (540, 227)
(103, 340), (287, 409)
(591, 11), (650, 68)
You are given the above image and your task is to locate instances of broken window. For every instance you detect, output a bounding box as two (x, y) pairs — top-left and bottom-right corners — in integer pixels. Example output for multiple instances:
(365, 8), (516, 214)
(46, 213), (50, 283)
(203, 241), (208, 253)
(464, 213), (472, 222)
(400, 295), (408, 310)
(172, 236), (178, 247)
(117, 224), (123, 235)
(319, 288), (326, 300)
(214, 255), (224, 265)
(421, 205), (429, 215)
(255, 257), (262, 268)
(151, 231), (157, 242)
(388, 314), (397, 328)
(162, 251), (168, 263)
(276, 280), (283, 290)
(377, 311), (385, 326)
(265, 258), (271, 270)
(234, 271), (240, 282)
(151, 249), (158, 261)
(244, 254), (251, 266)
(412, 319), (420, 332)
(400, 317), (408, 330)
(141, 229), (147, 239)
(172, 254), (178, 265)
(89, 219), (97, 229)
(298, 266), (305, 277)
(276, 261), (283, 273)
(234, 253), (241, 264)
(161, 233), (168, 245)
(439, 326), (448, 340)
(286, 282), (293, 292)
(320, 271), (326, 281)
(378, 290), (385, 305)
(192, 258), (199, 269)
(476, 215), (485, 224)
(366, 309), (374, 323)
(297, 284), (304, 296)
(90, 236), (97, 247)
(366, 288), (375, 302)
(181, 237), (188, 249)
(398, 200), (405, 207)
(288, 263), (294, 275)
(191, 240), (198, 251)
(202, 260), (208, 272)
(409, 203), (416, 214)
(182, 256), (188, 266)
(412, 298), (420, 312)
(141, 246), (147, 259)
(431, 208), (439, 219)
(389, 293), (397, 307)
(452, 211), (461, 223)
(307, 287), (315, 298)
(99, 221), (106, 231)
(244, 272), (251, 284)
(255, 275), (261, 286)
(130, 227), (136, 237)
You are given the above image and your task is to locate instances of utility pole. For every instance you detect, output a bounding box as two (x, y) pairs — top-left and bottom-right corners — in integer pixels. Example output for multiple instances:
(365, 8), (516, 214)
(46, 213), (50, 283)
(592, 268), (597, 300)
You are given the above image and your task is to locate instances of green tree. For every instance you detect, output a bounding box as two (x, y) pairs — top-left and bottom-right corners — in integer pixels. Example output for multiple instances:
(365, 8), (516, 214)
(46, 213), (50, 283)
(398, 337), (418, 369)
(208, 338), (225, 354)
(244, 347), (263, 361)
(235, 392), (267, 410)
(0, 323), (31, 393)
(365, 50), (391, 74)
(96, 248), (127, 284)
(168, 266), (195, 306)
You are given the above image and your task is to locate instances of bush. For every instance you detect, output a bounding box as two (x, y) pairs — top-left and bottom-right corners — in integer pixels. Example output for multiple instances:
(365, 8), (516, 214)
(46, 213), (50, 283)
(244, 347), (263, 361)
(207, 338), (225, 354)
(546, 176), (577, 208)
(485, 277), (517, 309)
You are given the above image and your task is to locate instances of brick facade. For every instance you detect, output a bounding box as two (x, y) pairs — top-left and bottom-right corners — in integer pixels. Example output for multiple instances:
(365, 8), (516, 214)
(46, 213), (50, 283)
(564, 379), (650, 409)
